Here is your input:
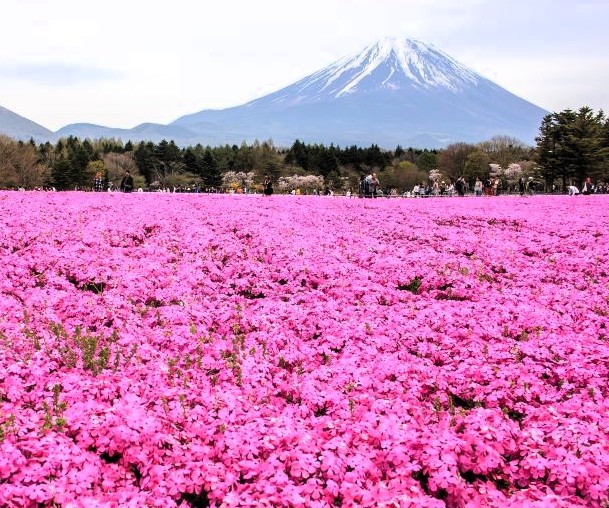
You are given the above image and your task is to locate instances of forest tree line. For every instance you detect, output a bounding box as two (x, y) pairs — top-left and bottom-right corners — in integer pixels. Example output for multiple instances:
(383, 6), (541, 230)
(0, 106), (607, 193)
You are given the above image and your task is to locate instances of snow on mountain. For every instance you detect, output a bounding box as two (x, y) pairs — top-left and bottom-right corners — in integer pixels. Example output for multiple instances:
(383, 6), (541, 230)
(266, 37), (480, 103)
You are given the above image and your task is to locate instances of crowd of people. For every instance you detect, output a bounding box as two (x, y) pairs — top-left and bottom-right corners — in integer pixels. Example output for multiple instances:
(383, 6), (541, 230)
(82, 170), (609, 197)
(566, 178), (607, 195)
(359, 173), (609, 198)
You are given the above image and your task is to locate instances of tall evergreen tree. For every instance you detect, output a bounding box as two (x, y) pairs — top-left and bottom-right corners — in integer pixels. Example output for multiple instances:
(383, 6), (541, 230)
(133, 142), (156, 184)
(51, 155), (72, 190)
(318, 148), (339, 177)
(183, 147), (201, 176)
(285, 140), (309, 170)
(67, 143), (92, 188)
(535, 107), (606, 190)
(569, 107), (605, 183)
(201, 149), (221, 187)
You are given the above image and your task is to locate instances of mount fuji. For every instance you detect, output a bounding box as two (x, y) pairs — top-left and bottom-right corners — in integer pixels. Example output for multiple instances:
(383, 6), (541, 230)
(173, 37), (547, 147)
(1, 37), (548, 148)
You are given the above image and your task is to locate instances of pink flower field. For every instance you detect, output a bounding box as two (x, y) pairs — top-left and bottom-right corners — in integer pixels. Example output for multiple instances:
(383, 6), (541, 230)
(0, 192), (608, 508)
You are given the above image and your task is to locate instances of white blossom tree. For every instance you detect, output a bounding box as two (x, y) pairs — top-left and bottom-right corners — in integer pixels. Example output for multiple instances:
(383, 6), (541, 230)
(428, 168), (441, 182)
(276, 174), (324, 193)
(489, 164), (503, 180)
(222, 171), (255, 190)
(504, 163), (523, 186)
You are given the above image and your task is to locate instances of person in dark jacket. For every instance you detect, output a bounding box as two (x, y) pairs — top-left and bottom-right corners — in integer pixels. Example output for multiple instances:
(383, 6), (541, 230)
(120, 171), (134, 193)
(263, 174), (273, 196)
(455, 176), (466, 197)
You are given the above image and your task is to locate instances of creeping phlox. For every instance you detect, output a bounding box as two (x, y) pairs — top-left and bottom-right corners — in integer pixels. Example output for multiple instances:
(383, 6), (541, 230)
(0, 191), (608, 507)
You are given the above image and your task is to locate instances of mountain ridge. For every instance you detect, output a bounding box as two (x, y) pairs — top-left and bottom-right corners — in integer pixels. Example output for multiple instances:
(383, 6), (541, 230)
(0, 105), (53, 141)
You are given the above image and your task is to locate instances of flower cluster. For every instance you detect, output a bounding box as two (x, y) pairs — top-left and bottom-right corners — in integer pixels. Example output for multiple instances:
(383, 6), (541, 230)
(0, 191), (608, 507)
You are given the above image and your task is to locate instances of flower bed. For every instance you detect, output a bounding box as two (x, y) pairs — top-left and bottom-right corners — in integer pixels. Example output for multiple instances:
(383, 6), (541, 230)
(0, 192), (608, 507)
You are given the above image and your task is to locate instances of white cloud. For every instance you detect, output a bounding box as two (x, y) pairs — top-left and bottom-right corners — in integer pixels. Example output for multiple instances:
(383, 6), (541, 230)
(1, 63), (122, 86)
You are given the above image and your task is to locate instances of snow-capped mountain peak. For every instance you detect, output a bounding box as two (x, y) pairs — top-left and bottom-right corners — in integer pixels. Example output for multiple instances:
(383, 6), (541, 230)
(254, 37), (483, 107)
(324, 37), (479, 96)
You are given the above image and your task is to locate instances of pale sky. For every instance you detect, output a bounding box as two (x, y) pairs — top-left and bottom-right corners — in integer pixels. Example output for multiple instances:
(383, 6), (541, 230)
(1, 0), (608, 131)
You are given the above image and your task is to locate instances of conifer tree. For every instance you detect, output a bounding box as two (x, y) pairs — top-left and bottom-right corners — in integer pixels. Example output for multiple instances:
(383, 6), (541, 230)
(51, 155), (72, 190)
(201, 149), (221, 187)
(536, 107), (607, 190)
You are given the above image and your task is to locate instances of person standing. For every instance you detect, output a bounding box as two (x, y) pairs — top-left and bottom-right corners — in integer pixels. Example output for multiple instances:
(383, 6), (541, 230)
(93, 172), (105, 192)
(359, 175), (367, 198)
(455, 176), (466, 197)
(263, 174), (273, 196)
(364, 172), (373, 198)
(518, 177), (525, 196)
(370, 172), (380, 197)
(474, 178), (483, 197)
(120, 171), (134, 193)
(582, 178), (593, 195)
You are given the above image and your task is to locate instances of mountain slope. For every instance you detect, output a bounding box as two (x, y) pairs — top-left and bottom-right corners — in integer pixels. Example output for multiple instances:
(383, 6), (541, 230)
(0, 105), (53, 141)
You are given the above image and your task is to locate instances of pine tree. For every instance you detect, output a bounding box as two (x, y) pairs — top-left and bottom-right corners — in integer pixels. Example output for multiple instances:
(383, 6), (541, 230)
(201, 149), (221, 187)
(133, 142), (155, 184)
(51, 155), (72, 190)
(67, 143), (92, 189)
(535, 107), (606, 190)
(183, 148), (201, 176)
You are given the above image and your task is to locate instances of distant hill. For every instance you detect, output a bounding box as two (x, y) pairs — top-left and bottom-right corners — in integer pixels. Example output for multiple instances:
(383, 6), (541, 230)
(53, 122), (197, 144)
(1, 37), (548, 148)
(0, 105), (53, 141)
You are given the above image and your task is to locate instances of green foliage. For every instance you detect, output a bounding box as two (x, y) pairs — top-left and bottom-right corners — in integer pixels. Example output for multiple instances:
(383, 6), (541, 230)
(51, 155), (73, 190)
(415, 151), (438, 173)
(383, 161), (427, 191)
(437, 143), (476, 180)
(42, 384), (67, 432)
(398, 276), (422, 294)
(133, 142), (156, 184)
(0, 413), (16, 442)
(201, 149), (221, 187)
(464, 150), (491, 185)
(48, 323), (126, 376)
